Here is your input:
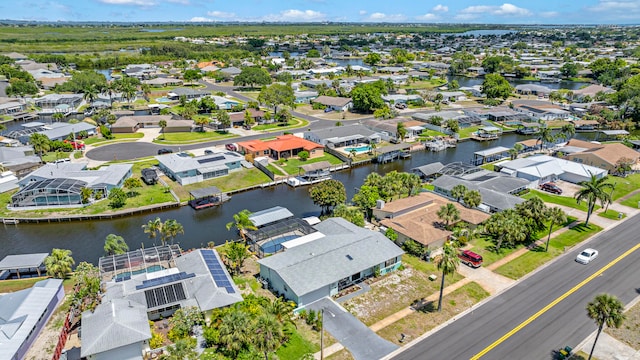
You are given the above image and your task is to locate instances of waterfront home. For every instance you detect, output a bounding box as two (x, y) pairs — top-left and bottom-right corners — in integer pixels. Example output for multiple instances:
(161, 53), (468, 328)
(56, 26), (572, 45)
(84, 246), (242, 359)
(12, 162), (132, 208)
(0, 279), (64, 360)
(572, 84), (615, 102)
(0, 98), (26, 115)
(156, 151), (243, 185)
(559, 139), (639, 173)
(237, 134), (324, 161)
(0, 146), (41, 177)
(495, 154), (608, 185)
(33, 94), (82, 111)
(312, 96), (353, 112)
(249, 206), (295, 229)
(411, 162), (444, 181)
(514, 84), (553, 97)
(304, 123), (381, 147)
(375, 192), (490, 249)
(257, 217), (404, 308)
(516, 122), (541, 135)
(512, 100), (570, 121)
(19, 121), (96, 143)
(431, 163), (528, 213)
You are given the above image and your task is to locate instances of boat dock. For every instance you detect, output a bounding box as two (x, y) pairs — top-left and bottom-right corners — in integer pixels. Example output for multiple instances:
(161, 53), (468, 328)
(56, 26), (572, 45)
(188, 186), (230, 210)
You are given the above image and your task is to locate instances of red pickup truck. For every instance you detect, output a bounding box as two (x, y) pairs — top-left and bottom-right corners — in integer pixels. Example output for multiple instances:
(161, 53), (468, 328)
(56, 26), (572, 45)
(64, 140), (85, 150)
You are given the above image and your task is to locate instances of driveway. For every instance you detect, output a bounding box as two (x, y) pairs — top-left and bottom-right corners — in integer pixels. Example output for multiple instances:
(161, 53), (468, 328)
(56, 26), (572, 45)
(306, 297), (398, 360)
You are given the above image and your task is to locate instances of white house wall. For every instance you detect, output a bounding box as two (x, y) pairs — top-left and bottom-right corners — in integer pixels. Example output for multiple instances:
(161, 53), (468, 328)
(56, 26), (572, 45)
(89, 342), (149, 360)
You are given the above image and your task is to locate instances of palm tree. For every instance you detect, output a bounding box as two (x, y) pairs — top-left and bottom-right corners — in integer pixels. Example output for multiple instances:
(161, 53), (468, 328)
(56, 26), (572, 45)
(158, 119), (167, 140)
(586, 294), (626, 360)
(45, 248), (75, 279)
(226, 209), (257, 243)
(142, 217), (163, 243)
(536, 126), (554, 150)
(253, 313), (284, 360)
(222, 241), (252, 276)
(396, 122), (407, 142)
(83, 84), (98, 106)
(217, 110), (231, 133)
(544, 207), (567, 252)
(575, 174), (614, 226)
(437, 203), (460, 229)
(52, 112), (65, 122)
(218, 311), (252, 357)
(122, 83), (137, 108)
(508, 147), (518, 160)
(266, 297), (295, 326)
(451, 184), (467, 202)
(29, 133), (51, 161)
(558, 123), (575, 141)
(463, 190), (482, 208)
(80, 187), (93, 204)
(104, 234), (129, 255)
(162, 219), (184, 245)
(435, 241), (459, 312)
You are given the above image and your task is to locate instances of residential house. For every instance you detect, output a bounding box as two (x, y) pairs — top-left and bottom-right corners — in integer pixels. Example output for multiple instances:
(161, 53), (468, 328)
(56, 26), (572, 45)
(431, 163), (528, 213)
(228, 109), (265, 127)
(0, 98), (26, 115)
(13, 162), (132, 208)
(411, 162), (444, 181)
(438, 91), (467, 102)
(374, 192), (490, 249)
(19, 122), (96, 143)
(33, 94), (83, 111)
(156, 151), (244, 185)
(381, 94), (422, 105)
(512, 100), (570, 121)
(111, 115), (191, 133)
(257, 217), (404, 308)
(495, 154), (608, 185)
(572, 84), (615, 102)
(294, 90), (318, 104)
(514, 84), (553, 97)
(142, 77), (183, 87)
(249, 206), (295, 228)
(0, 279), (64, 360)
(0, 146), (41, 178)
(219, 67), (242, 79)
(312, 96), (353, 112)
(211, 95), (241, 110)
(560, 139), (640, 173)
(304, 124), (381, 147)
(166, 88), (210, 101)
(237, 134), (324, 160)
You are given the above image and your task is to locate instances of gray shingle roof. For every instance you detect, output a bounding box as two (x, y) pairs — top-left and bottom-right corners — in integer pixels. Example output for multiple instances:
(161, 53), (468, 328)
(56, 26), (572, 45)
(258, 218), (404, 297)
(309, 124), (378, 141)
(412, 162), (444, 177)
(80, 299), (151, 358)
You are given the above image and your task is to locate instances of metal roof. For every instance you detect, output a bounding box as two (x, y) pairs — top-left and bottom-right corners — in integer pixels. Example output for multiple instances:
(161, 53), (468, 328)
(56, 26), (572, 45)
(0, 253), (48, 271)
(474, 146), (511, 157)
(411, 162), (444, 177)
(249, 206), (294, 227)
(0, 279), (63, 360)
(599, 130), (629, 135)
(258, 218), (404, 297)
(189, 186), (222, 199)
(299, 161), (332, 173)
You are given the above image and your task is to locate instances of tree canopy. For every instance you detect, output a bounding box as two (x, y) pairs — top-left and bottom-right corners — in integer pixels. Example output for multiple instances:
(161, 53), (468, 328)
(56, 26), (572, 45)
(481, 73), (513, 100)
(350, 80), (387, 113)
(258, 83), (294, 113)
(234, 66), (272, 88)
(309, 179), (346, 214)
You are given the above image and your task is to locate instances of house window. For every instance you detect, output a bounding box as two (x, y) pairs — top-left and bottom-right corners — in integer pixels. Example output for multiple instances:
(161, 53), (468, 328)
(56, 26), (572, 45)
(385, 258), (396, 268)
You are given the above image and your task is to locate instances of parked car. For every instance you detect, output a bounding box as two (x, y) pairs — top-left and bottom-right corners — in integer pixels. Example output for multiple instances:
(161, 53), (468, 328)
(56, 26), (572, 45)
(225, 143), (237, 151)
(395, 103), (407, 109)
(576, 248), (598, 264)
(157, 148), (173, 155)
(242, 124), (251, 130)
(458, 250), (483, 268)
(204, 149), (214, 155)
(141, 168), (158, 185)
(324, 108), (333, 113)
(539, 182), (563, 194)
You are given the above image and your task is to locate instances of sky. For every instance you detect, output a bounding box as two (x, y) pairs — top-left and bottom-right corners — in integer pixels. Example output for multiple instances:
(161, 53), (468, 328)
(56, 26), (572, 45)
(1, 0), (639, 24)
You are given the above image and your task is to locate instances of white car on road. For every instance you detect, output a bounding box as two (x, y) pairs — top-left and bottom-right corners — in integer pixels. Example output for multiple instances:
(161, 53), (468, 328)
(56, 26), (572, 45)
(576, 248), (599, 264)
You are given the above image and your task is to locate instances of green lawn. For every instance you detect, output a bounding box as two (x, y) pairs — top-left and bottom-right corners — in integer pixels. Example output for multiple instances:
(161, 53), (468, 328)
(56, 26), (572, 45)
(597, 209), (626, 220)
(252, 117), (309, 132)
(495, 223), (603, 280)
(522, 190), (600, 213)
(606, 174), (640, 201)
(169, 168), (271, 201)
(42, 152), (70, 163)
(275, 326), (319, 360)
(153, 130), (237, 144)
(266, 164), (285, 176)
(418, 129), (447, 138)
(83, 133), (144, 145)
(480, 163), (495, 171)
(277, 154), (344, 175)
(458, 126), (482, 139)
(621, 191), (640, 208)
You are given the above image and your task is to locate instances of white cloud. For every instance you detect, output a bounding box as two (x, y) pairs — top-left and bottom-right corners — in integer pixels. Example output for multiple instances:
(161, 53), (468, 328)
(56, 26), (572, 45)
(206, 11), (236, 18)
(540, 11), (559, 18)
(366, 12), (407, 22)
(359, 10), (367, 15)
(586, 0), (640, 20)
(457, 3), (531, 19)
(99, 0), (156, 5)
(189, 16), (214, 22)
(432, 4), (448, 13)
(280, 9), (326, 21)
(167, 0), (189, 4)
(416, 13), (439, 21)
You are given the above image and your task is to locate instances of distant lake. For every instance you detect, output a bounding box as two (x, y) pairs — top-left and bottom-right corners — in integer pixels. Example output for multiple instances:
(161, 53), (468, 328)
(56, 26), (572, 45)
(140, 29), (166, 33)
(443, 29), (517, 37)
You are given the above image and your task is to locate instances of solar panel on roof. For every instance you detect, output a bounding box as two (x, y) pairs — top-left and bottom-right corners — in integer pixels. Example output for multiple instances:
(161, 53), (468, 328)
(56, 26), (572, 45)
(200, 250), (236, 294)
(136, 272), (195, 290)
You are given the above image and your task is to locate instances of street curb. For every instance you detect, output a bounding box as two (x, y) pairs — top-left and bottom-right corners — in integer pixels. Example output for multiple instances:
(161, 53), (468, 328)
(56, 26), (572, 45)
(382, 211), (640, 360)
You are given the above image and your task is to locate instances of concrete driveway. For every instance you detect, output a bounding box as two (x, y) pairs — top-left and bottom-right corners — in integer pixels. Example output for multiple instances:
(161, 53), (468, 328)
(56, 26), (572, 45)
(306, 297), (398, 360)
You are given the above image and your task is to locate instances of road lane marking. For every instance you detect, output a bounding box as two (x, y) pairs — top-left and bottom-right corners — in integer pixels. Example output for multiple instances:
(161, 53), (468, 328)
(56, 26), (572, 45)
(470, 242), (640, 360)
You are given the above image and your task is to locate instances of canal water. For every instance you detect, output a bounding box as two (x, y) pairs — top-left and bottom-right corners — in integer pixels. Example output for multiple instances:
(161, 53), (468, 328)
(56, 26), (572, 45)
(1, 132), (543, 264)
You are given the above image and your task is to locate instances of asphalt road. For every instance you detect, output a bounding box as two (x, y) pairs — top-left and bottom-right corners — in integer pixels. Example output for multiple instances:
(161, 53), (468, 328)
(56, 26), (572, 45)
(389, 215), (640, 360)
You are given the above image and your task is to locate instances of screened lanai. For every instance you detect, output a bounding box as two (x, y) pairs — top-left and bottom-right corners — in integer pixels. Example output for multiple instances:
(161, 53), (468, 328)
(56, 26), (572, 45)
(98, 244), (182, 283)
(11, 178), (87, 207)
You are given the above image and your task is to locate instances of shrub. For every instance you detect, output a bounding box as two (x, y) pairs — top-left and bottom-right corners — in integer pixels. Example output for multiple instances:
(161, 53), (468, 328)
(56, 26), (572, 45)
(298, 151), (309, 161)
(312, 102), (326, 110)
(402, 239), (427, 258)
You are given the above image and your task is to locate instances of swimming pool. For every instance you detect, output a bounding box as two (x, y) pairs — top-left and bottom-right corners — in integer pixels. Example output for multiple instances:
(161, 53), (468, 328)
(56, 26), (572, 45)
(113, 264), (165, 281)
(260, 234), (300, 254)
(344, 145), (371, 154)
(156, 97), (171, 103)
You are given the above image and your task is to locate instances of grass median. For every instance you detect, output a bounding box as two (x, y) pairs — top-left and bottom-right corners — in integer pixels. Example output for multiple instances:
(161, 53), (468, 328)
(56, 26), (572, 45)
(494, 223), (603, 280)
(522, 190), (599, 213)
(153, 130), (237, 144)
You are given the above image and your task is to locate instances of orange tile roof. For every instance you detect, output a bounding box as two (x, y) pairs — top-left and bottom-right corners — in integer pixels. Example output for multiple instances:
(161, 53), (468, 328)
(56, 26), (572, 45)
(237, 139), (270, 152)
(237, 135), (323, 153)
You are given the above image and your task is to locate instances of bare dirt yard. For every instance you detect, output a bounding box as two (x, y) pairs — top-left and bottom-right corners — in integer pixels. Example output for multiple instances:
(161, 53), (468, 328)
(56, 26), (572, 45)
(605, 298), (640, 350)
